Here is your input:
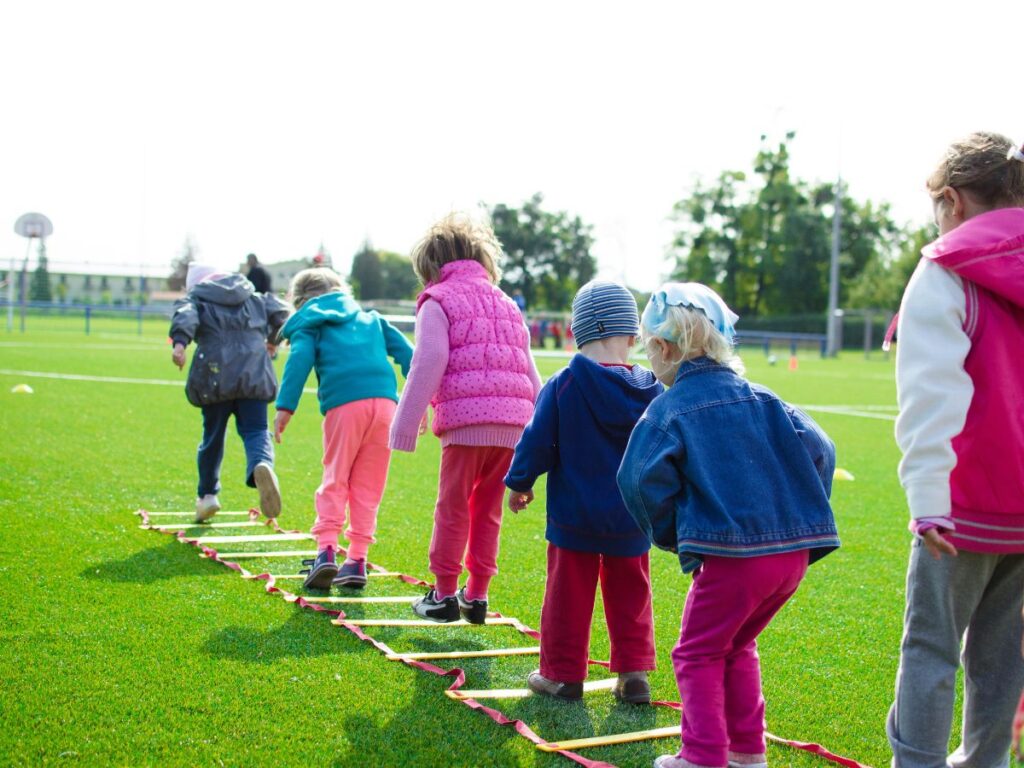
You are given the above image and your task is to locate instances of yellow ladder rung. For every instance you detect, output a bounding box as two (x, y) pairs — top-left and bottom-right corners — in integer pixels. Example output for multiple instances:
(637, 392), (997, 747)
(301, 596), (418, 604)
(240, 571), (398, 579)
(142, 521), (265, 530)
(206, 550), (318, 559)
(141, 511), (253, 517)
(185, 533), (313, 544)
(447, 677), (617, 701)
(536, 725), (679, 751)
(388, 646), (539, 661)
(333, 617), (517, 628)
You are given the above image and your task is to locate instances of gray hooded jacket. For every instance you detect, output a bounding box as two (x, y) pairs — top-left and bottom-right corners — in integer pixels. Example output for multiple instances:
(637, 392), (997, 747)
(169, 274), (290, 407)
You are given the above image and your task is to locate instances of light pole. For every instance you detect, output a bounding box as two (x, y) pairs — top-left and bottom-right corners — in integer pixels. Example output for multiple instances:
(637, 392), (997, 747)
(825, 178), (843, 357)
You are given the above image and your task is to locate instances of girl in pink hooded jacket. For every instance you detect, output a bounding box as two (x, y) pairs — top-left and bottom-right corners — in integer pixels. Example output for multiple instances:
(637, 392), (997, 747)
(390, 213), (541, 624)
(887, 132), (1024, 768)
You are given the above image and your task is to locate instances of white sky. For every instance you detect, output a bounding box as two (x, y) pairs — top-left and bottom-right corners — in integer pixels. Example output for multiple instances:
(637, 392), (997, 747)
(1, 0), (1018, 290)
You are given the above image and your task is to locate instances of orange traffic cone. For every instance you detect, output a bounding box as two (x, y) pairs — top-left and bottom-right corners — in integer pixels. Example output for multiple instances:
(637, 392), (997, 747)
(788, 355), (799, 371)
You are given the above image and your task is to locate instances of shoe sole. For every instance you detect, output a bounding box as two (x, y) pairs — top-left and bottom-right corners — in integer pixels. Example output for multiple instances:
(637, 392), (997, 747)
(332, 574), (367, 589)
(253, 464), (281, 518)
(613, 690), (651, 705)
(303, 563), (339, 590)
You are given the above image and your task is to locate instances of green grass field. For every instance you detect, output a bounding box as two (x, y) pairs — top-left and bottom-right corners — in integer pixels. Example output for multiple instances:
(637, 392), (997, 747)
(0, 324), (927, 767)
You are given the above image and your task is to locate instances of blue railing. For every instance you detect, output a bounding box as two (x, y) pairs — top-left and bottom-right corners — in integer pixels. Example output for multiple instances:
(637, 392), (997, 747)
(0, 300), (173, 335)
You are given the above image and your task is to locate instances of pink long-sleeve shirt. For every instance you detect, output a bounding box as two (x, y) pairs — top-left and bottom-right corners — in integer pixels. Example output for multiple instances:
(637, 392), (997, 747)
(389, 299), (542, 452)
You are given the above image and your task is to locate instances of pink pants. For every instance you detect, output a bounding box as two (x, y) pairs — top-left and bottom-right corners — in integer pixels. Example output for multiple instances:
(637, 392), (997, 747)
(310, 398), (396, 560)
(540, 543), (656, 683)
(428, 444), (514, 599)
(673, 550), (809, 768)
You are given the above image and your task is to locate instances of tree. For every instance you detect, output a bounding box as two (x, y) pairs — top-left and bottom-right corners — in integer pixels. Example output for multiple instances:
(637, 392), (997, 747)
(349, 241), (384, 300)
(670, 133), (913, 317)
(491, 193), (597, 311)
(378, 251), (419, 300)
(29, 240), (52, 302)
(168, 236), (198, 291)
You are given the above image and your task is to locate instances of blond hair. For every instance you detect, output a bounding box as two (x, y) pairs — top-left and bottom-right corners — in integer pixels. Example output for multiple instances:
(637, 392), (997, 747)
(289, 267), (347, 309)
(927, 131), (1024, 208)
(643, 304), (745, 375)
(410, 212), (503, 285)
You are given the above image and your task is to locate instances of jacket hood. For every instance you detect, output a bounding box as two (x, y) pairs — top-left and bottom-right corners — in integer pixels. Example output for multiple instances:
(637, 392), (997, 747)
(925, 207), (1024, 308)
(190, 273), (254, 307)
(569, 354), (662, 435)
(281, 291), (362, 338)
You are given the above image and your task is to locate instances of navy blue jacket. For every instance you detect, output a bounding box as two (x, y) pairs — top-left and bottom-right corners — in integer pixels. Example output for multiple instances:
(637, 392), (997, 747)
(505, 355), (663, 556)
(617, 357), (839, 573)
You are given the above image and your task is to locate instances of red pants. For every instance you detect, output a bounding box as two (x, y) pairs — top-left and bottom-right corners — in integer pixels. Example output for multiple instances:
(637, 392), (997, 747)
(428, 444), (514, 598)
(539, 543), (656, 683)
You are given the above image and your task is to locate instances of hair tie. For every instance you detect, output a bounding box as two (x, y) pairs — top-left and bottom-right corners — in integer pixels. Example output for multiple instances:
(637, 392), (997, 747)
(1007, 143), (1024, 163)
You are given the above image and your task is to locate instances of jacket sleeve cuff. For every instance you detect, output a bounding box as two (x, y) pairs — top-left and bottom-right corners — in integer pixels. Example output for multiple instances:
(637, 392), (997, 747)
(904, 477), (951, 520)
(504, 477), (534, 493)
(170, 333), (190, 346)
(276, 408), (294, 414)
(389, 432), (418, 452)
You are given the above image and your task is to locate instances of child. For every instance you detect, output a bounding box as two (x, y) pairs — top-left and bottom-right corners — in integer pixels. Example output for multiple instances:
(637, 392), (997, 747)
(390, 212), (541, 623)
(505, 280), (663, 704)
(617, 283), (839, 768)
(273, 267), (413, 590)
(170, 263), (290, 523)
(886, 132), (1024, 768)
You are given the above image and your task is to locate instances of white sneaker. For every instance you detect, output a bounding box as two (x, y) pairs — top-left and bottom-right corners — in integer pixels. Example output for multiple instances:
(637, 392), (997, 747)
(252, 462), (281, 518)
(728, 753), (767, 768)
(195, 494), (221, 523)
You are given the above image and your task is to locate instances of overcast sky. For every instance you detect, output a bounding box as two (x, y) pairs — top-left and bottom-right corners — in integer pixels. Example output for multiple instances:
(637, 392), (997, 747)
(1, 0), (1018, 290)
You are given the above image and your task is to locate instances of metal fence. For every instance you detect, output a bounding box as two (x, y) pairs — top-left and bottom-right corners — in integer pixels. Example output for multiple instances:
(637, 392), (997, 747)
(1, 301), (174, 335)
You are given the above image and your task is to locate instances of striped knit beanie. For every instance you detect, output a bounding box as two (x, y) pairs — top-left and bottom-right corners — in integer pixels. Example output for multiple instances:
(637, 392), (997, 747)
(570, 280), (640, 348)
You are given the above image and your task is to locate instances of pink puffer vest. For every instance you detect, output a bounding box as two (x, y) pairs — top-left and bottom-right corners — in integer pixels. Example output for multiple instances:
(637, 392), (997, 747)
(417, 260), (535, 434)
(927, 208), (1024, 553)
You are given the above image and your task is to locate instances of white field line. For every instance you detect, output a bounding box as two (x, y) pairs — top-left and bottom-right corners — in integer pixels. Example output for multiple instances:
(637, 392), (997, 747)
(0, 368), (317, 394)
(797, 404), (897, 421)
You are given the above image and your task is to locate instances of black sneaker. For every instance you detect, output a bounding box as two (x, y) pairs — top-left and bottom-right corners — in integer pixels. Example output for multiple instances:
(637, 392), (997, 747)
(300, 548), (338, 590)
(332, 558), (367, 589)
(412, 589), (460, 623)
(526, 670), (583, 701)
(456, 586), (487, 625)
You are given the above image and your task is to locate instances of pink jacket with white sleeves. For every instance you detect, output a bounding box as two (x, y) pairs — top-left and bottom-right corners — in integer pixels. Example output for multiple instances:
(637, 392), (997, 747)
(896, 207), (1024, 553)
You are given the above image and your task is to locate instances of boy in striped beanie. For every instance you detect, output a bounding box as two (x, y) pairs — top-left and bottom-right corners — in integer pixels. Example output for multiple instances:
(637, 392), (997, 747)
(505, 280), (663, 703)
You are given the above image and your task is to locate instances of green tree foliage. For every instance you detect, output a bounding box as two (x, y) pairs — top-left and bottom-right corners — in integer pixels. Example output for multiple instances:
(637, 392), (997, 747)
(349, 242), (418, 300)
(670, 134), (918, 317)
(491, 193), (597, 311)
(29, 241), (52, 302)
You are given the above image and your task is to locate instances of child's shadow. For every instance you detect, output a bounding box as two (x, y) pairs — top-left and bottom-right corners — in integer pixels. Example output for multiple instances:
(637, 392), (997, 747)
(80, 540), (212, 584)
(203, 610), (361, 664)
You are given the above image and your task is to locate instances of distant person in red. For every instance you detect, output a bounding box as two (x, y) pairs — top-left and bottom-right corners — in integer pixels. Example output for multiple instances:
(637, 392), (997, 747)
(246, 253), (273, 294)
(550, 321), (563, 350)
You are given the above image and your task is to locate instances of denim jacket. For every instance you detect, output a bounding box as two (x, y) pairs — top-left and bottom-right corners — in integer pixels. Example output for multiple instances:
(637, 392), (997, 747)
(616, 357), (839, 573)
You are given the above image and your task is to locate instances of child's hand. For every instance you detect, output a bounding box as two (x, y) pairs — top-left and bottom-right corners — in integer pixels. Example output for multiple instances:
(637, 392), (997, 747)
(508, 489), (534, 513)
(274, 410), (291, 444)
(922, 527), (958, 560)
(172, 343), (186, 370)
(418, 412), (429, 436)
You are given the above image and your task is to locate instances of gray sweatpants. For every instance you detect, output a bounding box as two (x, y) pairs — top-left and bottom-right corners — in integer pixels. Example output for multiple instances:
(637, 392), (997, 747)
(887, 540), (1024, 768)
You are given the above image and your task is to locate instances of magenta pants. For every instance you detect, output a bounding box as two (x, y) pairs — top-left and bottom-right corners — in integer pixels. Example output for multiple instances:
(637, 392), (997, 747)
(310, 398), (395, 560)
(673, 550), (809, 767)
(428, 444), (513, 598)
(540, 543), (656, 683)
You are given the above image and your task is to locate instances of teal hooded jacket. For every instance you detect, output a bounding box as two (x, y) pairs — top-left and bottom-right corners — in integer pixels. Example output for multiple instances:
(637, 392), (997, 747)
(275, 292), (413, 415)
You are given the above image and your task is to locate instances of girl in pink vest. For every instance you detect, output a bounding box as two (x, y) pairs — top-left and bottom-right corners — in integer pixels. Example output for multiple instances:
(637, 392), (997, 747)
(887, 132), (1024, 768)
(390, 213), (541, 623)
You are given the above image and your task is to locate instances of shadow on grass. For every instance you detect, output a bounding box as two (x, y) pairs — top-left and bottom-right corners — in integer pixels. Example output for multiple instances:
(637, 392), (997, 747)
(330, 670), (522, 767)
(80, 540), (217, 583)
(203, 610), (363, 663)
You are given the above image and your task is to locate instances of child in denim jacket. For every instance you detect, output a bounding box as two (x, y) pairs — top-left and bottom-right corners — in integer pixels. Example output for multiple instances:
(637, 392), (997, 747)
(617, 283), (839, 768)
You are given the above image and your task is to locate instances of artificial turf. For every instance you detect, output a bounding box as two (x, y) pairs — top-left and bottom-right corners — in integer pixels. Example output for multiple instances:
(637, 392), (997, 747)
(0, 321), (947, 767)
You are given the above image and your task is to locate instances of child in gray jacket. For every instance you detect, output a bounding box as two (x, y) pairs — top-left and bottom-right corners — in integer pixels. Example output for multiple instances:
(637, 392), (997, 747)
(170, 263), (290, 523)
